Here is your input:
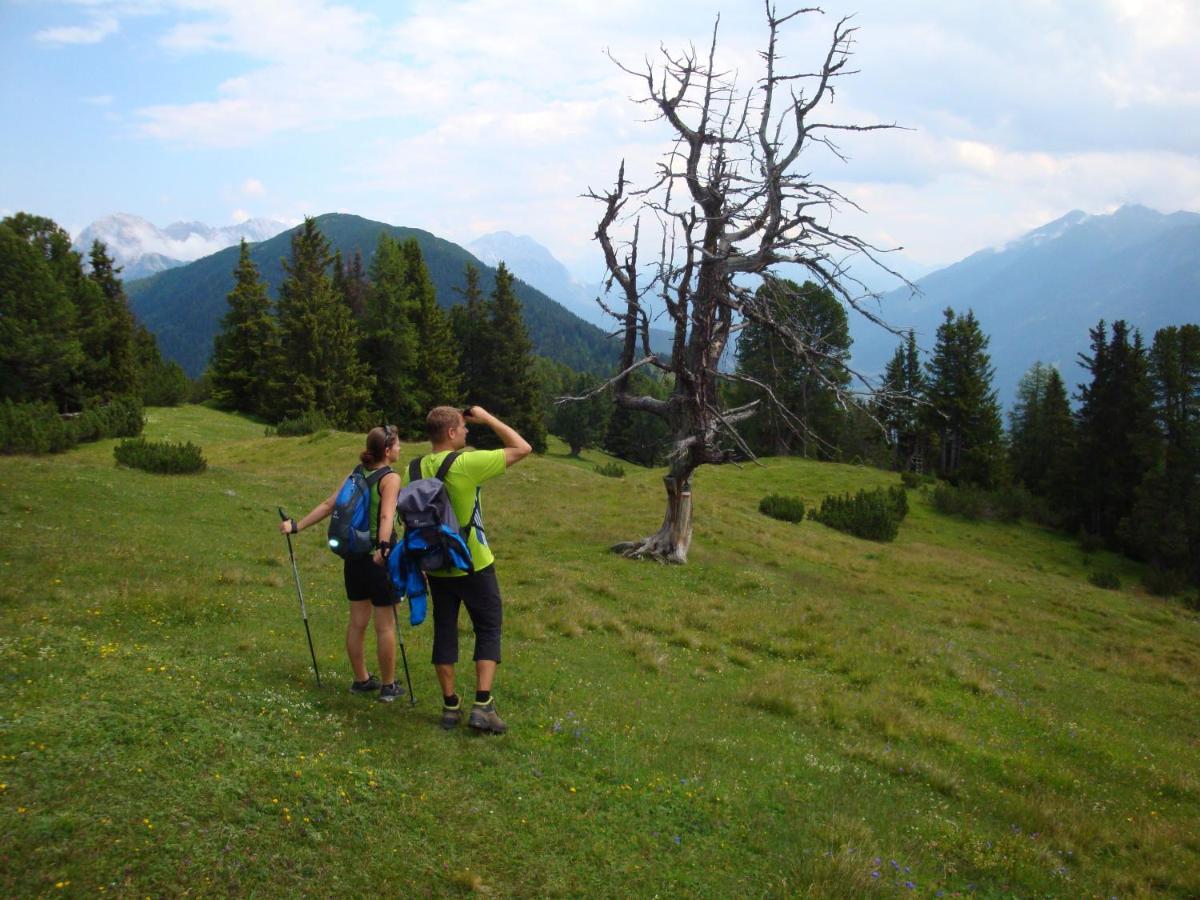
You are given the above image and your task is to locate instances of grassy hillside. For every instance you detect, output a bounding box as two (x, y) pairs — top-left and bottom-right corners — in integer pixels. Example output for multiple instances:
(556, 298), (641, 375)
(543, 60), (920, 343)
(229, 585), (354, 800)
(125, 213), (617, 378)
(1, 406), (1197, 897)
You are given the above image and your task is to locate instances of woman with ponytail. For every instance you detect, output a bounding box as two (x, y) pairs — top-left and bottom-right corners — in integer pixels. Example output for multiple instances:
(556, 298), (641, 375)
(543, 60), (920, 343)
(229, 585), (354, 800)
(277, 425), (405, 702)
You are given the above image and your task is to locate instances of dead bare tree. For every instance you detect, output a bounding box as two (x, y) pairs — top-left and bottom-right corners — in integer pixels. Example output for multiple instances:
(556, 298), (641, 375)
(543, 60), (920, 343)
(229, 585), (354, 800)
(586, 3), (906, 563)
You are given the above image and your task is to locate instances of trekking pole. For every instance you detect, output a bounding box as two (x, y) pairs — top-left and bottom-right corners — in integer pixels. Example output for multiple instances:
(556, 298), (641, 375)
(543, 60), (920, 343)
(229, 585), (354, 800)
(278, 507), (322, 688)
(393, 602), (416, 706)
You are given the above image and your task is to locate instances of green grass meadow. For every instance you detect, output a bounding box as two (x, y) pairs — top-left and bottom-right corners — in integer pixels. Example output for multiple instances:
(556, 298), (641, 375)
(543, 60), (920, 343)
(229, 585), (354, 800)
(1, 405), (1198, 897)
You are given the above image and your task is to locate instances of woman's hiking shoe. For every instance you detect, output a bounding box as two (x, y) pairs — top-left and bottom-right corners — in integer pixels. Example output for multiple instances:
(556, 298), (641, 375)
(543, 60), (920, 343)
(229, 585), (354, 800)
(377, 682), (405, 703)
(468, 698), (507, 735)
(440, 701), (462, 730)
(350, 674), (380, 694)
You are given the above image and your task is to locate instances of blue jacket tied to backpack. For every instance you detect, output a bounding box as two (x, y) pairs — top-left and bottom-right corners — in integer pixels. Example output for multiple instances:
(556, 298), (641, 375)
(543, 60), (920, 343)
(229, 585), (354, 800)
(388, 452), (473, 625)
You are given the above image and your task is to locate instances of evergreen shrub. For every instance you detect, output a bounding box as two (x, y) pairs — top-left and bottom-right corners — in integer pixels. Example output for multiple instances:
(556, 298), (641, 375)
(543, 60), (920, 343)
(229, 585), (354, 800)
(594, 462), (626, 478)
(900, 471), (924, 489)
(74, 396), (144, 443)
(930, 483), (1048, 524)
(1143, 566), (1189, 598)
(0, 400), (75, 454)
(114, 438), (207, 474)
(759, 494), (805, 523)
(271, 410), (332, 437)
(1087, 570), (1121, 590)
(809, 486), (907, 542)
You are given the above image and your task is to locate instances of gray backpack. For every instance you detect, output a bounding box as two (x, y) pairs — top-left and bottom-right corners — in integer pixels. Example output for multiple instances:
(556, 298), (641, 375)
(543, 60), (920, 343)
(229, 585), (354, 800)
(395, 452), (473, 573)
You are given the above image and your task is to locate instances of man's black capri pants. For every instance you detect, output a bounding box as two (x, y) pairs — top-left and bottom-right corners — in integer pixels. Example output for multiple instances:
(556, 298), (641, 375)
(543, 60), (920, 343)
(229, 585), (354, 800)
(428, 565), (502, 664)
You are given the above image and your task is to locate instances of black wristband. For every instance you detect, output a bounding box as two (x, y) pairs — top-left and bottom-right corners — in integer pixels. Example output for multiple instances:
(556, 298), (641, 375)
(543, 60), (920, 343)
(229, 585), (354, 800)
(289, 518), (298, 534)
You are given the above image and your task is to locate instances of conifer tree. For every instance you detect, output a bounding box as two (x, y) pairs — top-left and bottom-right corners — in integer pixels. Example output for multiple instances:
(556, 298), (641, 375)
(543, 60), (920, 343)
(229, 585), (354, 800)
(1122, 324), (1200, 581)
(210, 239), (280, 417)
(361, 234), (420, 431)
(0, 217), (83, 408)
(275, 218), (371, 427)
(449, 263), (491, 404)
(921, 308), (1004, 486)
(87, 241), (138, 398)
(1074, 319), (1159, 541)
(732, 279), (851, 458)
(878, 331), (926, 471)
(1009, 362), (1075, 501)
(472, 262), (545, 452)
(552, 371), (611, 456)
(400, 239), (461, 430)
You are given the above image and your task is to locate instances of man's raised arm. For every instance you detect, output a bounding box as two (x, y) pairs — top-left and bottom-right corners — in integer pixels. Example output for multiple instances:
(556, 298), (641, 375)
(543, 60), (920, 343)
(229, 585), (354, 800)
(465, 406), (531, 467)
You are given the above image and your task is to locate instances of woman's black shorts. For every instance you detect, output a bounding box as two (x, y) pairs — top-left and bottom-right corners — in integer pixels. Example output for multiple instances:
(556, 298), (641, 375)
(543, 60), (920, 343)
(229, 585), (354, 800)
(343, 556), (395, 607)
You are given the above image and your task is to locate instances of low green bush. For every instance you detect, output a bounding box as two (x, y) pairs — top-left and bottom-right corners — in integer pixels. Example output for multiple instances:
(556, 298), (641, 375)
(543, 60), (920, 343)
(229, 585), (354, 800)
(593, 462), (626, 478)
(759, 493), (805, 523)
(900, 471), (922, 489)
(114, 438), (207, 474)
(1088, 570), (1121, 590)
(76, 396), (144, 441)
(1143, 566), (1189, 598)
(809, 486), (907, 542)
(270, 410), (332, 437)
(931, 482), (1050, 525)
(0, 395), (143, 455)
(0, 400), (75, 454)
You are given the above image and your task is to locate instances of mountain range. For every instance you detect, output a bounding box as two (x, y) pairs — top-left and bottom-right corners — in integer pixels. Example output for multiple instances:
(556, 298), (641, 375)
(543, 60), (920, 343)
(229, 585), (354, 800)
(113, 205), (1200, 405)
(849, 204), (1200, 405)
(74, 213), (292, 280)
(125, 213), (617, 377)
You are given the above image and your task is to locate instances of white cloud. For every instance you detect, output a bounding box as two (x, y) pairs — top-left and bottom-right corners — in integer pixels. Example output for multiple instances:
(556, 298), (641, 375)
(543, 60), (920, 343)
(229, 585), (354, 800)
(230, 208), (250, 223)
(82, 94), (115, 105)
(241, 178), (264, 196)
(35, 15), (119, 45)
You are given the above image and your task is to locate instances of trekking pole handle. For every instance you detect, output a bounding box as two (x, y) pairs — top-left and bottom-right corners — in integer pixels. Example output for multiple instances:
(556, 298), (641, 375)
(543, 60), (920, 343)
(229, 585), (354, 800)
(278, 506), (288, 521)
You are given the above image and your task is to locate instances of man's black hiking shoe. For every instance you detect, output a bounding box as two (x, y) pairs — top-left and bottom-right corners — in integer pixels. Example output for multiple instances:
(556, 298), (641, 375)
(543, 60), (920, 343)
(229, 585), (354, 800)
(377, 682), (405, 703)
(441, 701), (462, 730)
(468, 698), (507, 735)
(350, 674), (380, 694)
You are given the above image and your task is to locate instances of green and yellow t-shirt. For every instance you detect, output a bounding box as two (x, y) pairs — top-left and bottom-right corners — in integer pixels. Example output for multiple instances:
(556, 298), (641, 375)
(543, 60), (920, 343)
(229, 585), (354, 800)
(402, 449), (507, 577)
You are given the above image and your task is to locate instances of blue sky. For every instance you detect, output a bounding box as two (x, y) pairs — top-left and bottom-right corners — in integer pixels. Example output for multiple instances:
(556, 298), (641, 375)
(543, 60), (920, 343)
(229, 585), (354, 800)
(2, 0), (1198, 280)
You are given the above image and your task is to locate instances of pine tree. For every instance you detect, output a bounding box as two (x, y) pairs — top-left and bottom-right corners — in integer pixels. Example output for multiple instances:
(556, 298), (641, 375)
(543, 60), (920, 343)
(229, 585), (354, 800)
(0, 217), (83, 409)
(133, 323), (189, 406)
(733, 279), (851, 458)
(921, 308), (1004, 486)
(400, 239), (461, 430)
(1075, 319), (1159, 541)
(1009, 362), (1075, 501)
(275, 218), (371, 427)
(1122, 324), (1200, 582)
(87, 241), (138, 398)
(472, 262), (545, 452)
(361, 233), (420, 431)
(450, 264), (491, 404)
(604, 370), (671, 466)
(878, 331), (926, 471)
(552, 371), (611, 456)
(210, 239), (280, 417)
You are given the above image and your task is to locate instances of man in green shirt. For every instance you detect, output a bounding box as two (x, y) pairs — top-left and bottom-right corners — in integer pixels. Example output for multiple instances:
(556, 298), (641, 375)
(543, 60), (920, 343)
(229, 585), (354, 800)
(405, 405), (531, 733)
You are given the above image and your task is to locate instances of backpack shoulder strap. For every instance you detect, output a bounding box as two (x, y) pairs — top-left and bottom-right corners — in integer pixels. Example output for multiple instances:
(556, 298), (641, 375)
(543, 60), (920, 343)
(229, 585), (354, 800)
(407, 456), (424, 483)
(364, 465), (391, 487)
(434, 450), (461, 483)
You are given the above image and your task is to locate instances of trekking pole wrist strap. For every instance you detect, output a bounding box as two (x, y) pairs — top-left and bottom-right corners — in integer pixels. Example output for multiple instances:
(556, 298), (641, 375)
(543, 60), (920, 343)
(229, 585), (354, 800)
(289, 518), (298, 533)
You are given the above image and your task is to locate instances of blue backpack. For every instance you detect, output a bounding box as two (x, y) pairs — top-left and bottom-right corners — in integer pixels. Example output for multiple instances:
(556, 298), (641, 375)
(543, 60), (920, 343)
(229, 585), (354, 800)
(327, 464), (391, 559)
(388, 452), (473, 625)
